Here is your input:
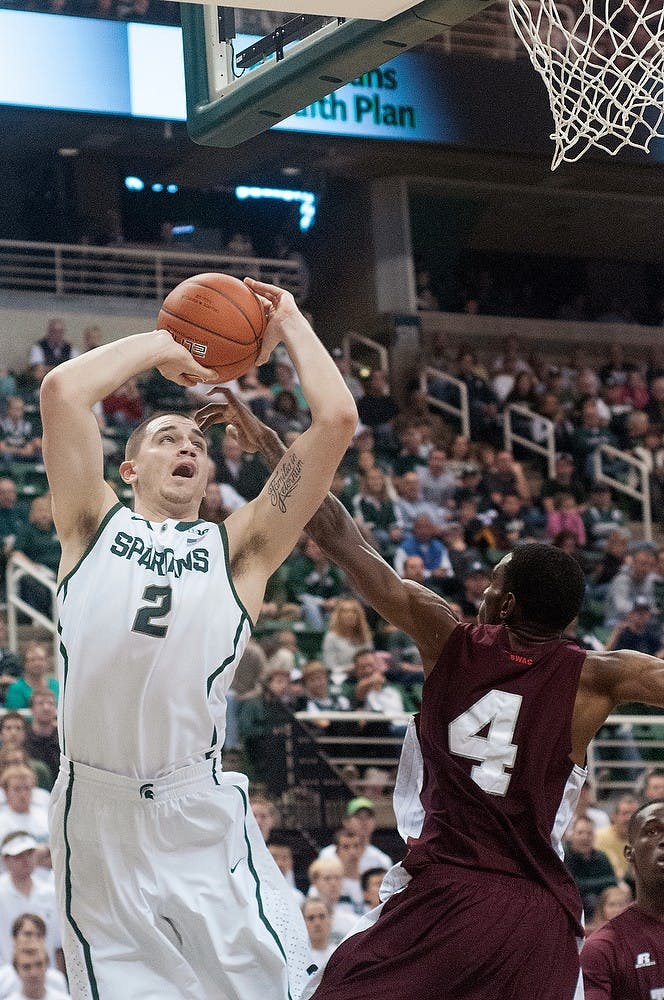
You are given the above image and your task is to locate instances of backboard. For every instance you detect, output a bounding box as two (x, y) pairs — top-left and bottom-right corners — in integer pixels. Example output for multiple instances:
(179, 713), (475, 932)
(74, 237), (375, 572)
(178, 1), (420, 19)
(181, 0), (494, 147)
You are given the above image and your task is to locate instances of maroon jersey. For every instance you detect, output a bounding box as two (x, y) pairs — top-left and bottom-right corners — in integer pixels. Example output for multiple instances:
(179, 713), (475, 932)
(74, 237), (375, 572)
(402, 622), (587, 933)
(581, 905), (664, 999)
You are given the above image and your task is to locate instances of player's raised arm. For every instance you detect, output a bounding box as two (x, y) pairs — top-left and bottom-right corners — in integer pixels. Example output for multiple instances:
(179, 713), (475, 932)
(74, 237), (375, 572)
(41, 329), (215, 569)
(571, 648), (664, 764)
(197, 386), (458, 672)
(218, 282), (356, 585)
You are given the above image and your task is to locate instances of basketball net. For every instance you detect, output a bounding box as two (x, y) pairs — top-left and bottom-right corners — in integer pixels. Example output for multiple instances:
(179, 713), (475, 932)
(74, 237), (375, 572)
(507, 0), (664, 169)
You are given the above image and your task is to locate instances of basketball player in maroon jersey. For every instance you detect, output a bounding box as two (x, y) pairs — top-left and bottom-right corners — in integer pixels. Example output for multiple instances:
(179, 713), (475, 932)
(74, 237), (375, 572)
(581, 799), (664, 999)
(196, 389), (664, 1000)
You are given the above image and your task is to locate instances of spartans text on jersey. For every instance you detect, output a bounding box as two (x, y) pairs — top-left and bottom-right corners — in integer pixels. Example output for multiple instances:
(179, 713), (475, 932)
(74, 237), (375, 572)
(109, 531), (209, 576)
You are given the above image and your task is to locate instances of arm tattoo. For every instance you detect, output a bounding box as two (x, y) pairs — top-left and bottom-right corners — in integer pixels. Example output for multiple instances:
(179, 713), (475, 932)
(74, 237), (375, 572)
(267, 452), (304, 513)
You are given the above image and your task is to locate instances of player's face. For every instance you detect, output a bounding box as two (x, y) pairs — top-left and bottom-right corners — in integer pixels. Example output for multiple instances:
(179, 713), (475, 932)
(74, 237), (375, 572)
(135, 416), (208, 511)
(628, 802), (664, 888)
(477, 557), (512, 625)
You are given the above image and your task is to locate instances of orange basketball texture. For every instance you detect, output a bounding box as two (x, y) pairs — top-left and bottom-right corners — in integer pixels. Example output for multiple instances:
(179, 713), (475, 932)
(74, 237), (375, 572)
(157, 273), (267, 381)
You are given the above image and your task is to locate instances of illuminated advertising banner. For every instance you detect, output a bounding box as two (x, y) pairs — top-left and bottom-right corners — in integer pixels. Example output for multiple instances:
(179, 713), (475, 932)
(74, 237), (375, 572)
(0, 10), (454, 143)
(0, 10), (131, 114)
(279, 58), (454, 141)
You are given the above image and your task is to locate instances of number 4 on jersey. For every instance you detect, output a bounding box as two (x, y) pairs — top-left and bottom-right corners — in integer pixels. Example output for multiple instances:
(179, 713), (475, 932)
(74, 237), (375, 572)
(448, 690), (522, 796)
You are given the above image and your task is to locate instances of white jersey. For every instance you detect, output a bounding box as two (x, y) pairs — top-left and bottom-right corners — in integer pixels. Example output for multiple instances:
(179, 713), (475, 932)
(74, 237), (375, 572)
(56, 504), (252, 778)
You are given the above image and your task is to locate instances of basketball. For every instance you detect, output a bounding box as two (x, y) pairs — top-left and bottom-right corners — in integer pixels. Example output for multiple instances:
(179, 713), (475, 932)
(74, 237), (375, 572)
(157, 272), (267, 381)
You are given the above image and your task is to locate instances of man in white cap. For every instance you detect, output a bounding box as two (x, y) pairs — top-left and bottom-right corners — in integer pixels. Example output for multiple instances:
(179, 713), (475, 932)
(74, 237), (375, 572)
(0, 833), (60, 969)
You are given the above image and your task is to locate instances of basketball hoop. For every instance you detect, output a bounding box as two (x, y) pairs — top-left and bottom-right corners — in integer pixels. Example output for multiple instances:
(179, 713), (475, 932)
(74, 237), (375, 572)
(507, 0), (664, 169)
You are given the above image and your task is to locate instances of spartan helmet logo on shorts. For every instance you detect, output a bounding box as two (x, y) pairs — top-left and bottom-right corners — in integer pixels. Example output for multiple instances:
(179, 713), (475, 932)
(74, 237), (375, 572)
(139, 783), (155, 800)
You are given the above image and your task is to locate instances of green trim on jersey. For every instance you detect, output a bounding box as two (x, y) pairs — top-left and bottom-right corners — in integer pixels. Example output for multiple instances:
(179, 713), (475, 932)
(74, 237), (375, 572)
(57, 620), (69, 757)
(130, 515), (153, 531)
(63, 761), (100, 999)
(207, 613), (248, 696)
(205, 728), (219, 760)
(235, 783), (294, 1000)
(218, 523), (254, 628)
(57, 502), (123, 596)
(174, 518), (204, 531)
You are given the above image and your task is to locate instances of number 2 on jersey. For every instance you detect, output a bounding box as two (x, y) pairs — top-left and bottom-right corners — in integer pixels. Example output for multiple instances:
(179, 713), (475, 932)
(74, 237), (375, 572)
(132, 584), (172, 638)
(448, 689), (522, 796)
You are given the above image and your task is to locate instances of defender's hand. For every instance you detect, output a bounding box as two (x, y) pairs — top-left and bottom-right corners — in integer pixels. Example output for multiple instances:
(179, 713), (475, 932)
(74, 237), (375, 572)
(195, 386), (265, 453)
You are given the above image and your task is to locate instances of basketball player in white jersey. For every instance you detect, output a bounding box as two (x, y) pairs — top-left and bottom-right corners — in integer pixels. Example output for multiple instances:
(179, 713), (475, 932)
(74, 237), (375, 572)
(40, 277), (358, 1000)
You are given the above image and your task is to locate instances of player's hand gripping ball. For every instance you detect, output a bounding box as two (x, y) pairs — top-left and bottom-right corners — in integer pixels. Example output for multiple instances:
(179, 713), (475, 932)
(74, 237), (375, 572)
(158, 272), (267, 381)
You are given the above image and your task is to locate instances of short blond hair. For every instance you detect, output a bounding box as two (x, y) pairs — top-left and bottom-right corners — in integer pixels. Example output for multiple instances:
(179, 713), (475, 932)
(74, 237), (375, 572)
(307, 856), (343, 883)
(1, 764), (35, 791)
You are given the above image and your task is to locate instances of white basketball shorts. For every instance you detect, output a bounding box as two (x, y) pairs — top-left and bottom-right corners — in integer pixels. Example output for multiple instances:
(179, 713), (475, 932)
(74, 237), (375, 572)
(49, 757), (311, 1000)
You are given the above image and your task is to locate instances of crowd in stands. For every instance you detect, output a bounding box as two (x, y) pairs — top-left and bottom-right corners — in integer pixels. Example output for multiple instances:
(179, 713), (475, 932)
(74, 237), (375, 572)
(2, 314), (664, 985)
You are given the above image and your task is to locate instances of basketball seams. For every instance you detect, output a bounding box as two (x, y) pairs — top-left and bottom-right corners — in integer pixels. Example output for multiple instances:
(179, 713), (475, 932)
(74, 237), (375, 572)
(189, 277), (266, 342)
(158, 304), (256, 347)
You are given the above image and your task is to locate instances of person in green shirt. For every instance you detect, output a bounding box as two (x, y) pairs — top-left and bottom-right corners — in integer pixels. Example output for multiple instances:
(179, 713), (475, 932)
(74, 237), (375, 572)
(4, 641), (59, 711)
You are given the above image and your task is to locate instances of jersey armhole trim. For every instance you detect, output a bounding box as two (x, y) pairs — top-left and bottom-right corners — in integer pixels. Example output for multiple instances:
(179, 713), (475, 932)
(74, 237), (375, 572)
(218, 522), (255, 628)
(57, 502), (124, 597)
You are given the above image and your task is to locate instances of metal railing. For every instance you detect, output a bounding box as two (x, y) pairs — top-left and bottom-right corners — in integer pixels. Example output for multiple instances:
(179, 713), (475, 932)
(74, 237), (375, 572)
(295, 709), (664, 805)
(593, 444), (652, 543)
(587, 714), (664, 798)
(342, 331), (389, 382)
(5, 552), (58, 659)
(419, 365), (471, 438)
(503, 403), (557, 478)
(0, 239), (306, 303)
